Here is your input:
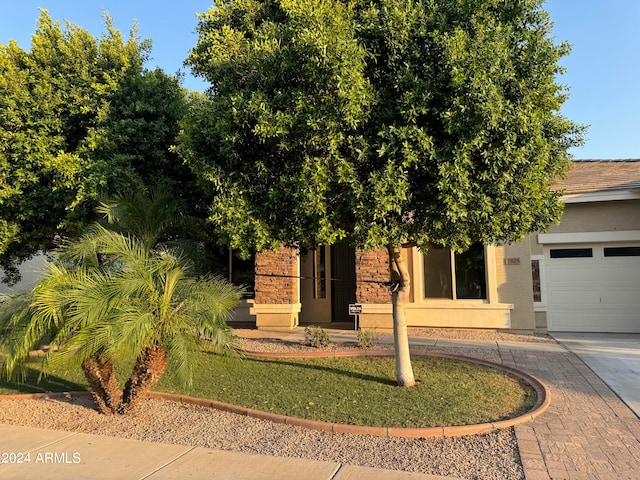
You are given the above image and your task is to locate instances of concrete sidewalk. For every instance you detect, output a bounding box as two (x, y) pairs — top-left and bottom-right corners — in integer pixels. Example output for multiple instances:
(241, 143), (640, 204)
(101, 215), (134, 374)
(0, 423), (453, 480)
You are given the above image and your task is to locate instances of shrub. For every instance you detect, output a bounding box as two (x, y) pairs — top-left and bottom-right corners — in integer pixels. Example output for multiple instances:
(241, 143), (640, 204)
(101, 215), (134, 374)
(303, 325), (331, 348)
(357, 328), (380, 348)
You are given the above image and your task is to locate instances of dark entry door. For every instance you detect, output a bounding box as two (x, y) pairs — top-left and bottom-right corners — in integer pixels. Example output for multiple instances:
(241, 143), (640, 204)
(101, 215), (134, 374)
(331, 244), (356, 323)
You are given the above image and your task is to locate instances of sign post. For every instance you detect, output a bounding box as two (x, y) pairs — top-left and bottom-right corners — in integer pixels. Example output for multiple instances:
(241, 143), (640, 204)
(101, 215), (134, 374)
(348, 303), (362, 330)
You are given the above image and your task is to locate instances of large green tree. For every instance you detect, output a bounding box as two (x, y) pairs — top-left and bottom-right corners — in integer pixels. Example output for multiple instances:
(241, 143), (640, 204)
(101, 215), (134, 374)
(0, 10), (195, 282)
(181, 0), (584, 385)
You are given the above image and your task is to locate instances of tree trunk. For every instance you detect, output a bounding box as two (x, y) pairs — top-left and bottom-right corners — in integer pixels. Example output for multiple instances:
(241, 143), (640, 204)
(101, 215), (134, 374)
(387, 245), (416, 387)
(119, 345), (168, 414)
(81, 356), (122, 414)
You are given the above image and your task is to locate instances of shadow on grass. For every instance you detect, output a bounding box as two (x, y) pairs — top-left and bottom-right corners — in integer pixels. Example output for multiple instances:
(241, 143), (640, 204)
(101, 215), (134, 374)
(0, 367), (86, 394)
(231, 354), (399, 386)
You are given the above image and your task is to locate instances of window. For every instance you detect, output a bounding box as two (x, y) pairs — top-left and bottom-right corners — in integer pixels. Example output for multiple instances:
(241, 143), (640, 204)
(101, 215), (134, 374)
(531, 259), (542, 302)
(531, 255), (546, 308)
(312, 246), (327, 299)
(424, 243), (486, 299)
(209, 246), (255, 298)
(549, 248), (592, 258)
(229, 253), (256, 297)
(604, 246), (640, 257)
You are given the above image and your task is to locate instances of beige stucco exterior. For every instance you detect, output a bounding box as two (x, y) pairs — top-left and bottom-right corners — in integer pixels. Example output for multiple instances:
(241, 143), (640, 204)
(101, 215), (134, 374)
(358, 245), (516, 331)
(547, 199), (639, 235)
(494, 239), (536, 331)
(250, 242), (531, 332)
(529, 199), (640, 258)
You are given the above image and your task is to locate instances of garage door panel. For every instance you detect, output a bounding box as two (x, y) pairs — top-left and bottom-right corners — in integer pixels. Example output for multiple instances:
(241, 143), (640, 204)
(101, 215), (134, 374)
(551, 314), (640, 333)
(604, 290), (640, 305)
(546, 266), (596, 284)
(547, 289), (601, 306)
(595, 266), (640, 283)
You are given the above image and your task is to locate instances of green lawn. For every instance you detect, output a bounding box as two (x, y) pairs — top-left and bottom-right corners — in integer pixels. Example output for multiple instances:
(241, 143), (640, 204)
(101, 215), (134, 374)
(1, 353), (536, 428)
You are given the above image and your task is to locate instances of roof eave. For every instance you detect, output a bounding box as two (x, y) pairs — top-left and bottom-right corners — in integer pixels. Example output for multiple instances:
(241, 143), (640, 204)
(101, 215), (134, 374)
(562, 188), (640, 204)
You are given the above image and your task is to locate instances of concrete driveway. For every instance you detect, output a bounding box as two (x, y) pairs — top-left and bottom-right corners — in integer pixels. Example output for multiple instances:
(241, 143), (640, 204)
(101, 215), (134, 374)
(551, 332), (640, 417)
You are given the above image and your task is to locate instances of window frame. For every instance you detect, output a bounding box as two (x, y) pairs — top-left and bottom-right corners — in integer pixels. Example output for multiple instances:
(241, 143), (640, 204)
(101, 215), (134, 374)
(603, 246), (640, 257)
(549, 248), (593, 258)
(422, 243), (489, 301)
(531, 255), (547, 310)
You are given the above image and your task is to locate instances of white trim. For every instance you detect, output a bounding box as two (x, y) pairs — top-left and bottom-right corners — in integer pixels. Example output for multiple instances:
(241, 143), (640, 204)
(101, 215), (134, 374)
(406, 301), (513, 311)
(562, 189), (640, 204)
(250, 303), (302, 315)
(538, 230), (640, 245)
(485, 245), (498, 305)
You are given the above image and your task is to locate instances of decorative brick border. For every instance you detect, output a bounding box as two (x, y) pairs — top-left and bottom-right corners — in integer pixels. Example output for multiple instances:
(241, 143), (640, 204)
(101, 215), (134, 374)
(0, 350), (550, 438)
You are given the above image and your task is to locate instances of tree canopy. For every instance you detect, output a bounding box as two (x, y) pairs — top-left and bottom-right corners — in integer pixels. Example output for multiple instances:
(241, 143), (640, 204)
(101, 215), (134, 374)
(0, 10), (194, 282)
(181, 0), (584, 257)
(181, 0), (585, 386)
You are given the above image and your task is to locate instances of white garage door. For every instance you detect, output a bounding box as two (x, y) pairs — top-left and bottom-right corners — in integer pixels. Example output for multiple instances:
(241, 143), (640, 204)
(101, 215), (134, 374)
(545, 244), (640, 332)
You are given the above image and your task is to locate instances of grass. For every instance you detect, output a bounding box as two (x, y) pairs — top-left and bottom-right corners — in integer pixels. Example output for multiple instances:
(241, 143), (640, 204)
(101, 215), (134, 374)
(0, 353), (536, 428)
(0, 364), (86, 394)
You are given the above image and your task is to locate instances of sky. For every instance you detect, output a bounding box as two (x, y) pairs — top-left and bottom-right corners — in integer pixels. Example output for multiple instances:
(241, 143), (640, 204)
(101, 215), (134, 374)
(1, 0), (639, 160)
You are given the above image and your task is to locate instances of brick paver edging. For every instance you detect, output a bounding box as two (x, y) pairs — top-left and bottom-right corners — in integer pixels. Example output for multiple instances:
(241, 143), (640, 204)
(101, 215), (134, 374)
(1, 350), (549, 439)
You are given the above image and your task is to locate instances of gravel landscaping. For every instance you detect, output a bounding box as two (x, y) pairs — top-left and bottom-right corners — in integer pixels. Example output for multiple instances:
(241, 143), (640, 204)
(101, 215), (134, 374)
(0, 329), (557, 480)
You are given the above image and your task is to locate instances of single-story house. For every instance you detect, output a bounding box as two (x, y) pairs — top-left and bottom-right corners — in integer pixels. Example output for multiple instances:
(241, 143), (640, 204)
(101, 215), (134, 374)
(3, 160), (638, 333)
(239, 159), (640, 333)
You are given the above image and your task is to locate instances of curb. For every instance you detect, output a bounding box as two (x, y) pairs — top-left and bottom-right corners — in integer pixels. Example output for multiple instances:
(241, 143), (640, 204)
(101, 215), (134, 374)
(0, 350), (550, 438)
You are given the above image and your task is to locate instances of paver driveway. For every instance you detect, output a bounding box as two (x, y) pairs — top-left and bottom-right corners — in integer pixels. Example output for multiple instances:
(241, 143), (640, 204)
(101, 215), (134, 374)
(502, 346), (640, 479)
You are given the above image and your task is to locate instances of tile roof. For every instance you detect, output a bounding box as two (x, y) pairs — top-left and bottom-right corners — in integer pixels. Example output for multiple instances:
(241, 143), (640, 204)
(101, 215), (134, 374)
(560, 159), (640, 194)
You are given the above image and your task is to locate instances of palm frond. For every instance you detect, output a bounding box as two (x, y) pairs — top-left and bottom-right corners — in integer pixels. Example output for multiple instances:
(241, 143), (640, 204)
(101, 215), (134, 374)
(97, 188), (182, 251)
(166, 331), (200, 386)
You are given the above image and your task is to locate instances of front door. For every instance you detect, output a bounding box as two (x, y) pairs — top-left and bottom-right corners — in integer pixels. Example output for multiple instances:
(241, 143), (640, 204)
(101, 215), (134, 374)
(330, 244), (356, 323)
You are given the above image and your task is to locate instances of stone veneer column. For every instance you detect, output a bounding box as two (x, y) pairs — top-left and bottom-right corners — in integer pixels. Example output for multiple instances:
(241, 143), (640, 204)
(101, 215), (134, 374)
(355, 248), (392, 329)
(250, 245), (301, 330)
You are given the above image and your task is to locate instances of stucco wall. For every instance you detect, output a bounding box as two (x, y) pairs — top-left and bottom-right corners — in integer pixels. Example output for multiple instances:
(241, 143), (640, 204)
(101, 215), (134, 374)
(549, 199), (640, 233)
(530, 199), (640, 256)
(0, 254), (47, 293)
(534, 311), (547, 330)
(495, 239), (536, 331)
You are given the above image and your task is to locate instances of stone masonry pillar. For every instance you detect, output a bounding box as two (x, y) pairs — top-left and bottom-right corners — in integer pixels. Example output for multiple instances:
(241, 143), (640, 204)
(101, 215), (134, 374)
(355, 248), (392, 329)
(250, 245), (301, 330)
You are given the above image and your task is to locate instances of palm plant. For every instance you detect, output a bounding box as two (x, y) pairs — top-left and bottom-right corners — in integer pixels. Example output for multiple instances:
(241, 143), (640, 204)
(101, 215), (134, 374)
(96, 188), (182, 252)
(0, 260), (128, 414)
(0, 190), (242, 414)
